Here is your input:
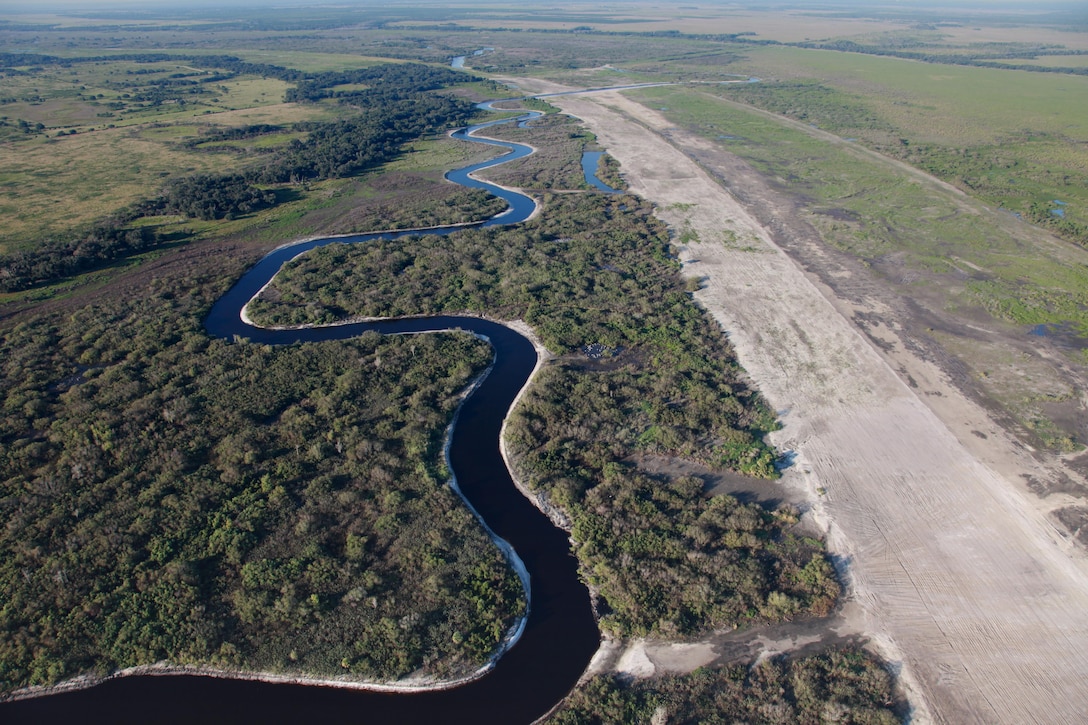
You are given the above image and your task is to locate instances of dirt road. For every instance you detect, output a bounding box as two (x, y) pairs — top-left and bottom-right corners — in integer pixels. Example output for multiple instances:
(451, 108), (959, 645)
(530, 82), (1088, 723)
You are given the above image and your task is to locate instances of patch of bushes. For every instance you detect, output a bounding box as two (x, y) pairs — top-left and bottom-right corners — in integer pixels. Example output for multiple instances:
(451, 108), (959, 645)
(549, 649), (900, 724)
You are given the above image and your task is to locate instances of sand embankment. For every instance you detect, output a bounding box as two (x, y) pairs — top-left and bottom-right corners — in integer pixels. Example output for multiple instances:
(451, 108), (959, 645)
(541, 84), (1088, 724)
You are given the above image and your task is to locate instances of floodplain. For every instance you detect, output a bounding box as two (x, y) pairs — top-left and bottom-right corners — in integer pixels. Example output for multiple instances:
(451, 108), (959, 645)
(3, 1), (1088, 723)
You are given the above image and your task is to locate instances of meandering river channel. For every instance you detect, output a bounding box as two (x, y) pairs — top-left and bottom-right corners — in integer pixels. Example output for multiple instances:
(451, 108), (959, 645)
(4, 104), (602, 724)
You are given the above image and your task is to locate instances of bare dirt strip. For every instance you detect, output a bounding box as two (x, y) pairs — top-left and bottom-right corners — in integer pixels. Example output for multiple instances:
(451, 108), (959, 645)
(516, 80), (1088, 723)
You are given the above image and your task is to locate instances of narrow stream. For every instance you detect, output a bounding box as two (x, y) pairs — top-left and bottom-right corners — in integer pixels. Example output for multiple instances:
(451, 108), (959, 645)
(581, 150), (622, 193)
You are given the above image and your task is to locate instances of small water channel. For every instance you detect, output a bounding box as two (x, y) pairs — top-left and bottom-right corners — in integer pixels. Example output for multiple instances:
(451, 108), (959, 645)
(581, 150), (622, 193)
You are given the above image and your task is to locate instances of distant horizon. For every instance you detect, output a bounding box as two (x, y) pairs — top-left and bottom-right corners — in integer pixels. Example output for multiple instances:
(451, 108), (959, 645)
(4, 0), (1087, 13)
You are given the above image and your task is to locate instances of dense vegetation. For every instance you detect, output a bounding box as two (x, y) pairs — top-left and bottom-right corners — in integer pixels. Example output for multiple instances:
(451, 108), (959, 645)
(594, 152), (627, 193)
(250, 189), (838, 636)
(259, 65), (477, 184)
(479, 112), (594, 190)
(547, 649), (899, 724)
(157, 174), (277, 221)
(283, 64), (469, 104)
(0, 214), (163, 293)
(0, 269), (525, 693)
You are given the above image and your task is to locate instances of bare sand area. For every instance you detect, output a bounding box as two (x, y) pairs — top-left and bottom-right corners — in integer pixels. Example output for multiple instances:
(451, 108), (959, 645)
(524, 80), (1088, 723)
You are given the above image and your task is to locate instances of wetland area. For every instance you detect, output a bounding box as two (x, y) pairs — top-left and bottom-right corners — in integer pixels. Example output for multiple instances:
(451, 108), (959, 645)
(3, 2), (1088, 723)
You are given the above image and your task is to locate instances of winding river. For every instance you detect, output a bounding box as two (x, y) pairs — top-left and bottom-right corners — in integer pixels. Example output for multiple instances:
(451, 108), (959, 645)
(3, 105), (601, 724)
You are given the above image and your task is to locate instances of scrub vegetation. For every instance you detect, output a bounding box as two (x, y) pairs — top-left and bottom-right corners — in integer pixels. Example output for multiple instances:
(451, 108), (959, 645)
(23, 0), (1085, 713)
(0, 266), (524, 692)
(476, 111), (595, 190)
(249, 183), (839, 636)
(547, 648), (899, 725)
(0, 47), (526, 696)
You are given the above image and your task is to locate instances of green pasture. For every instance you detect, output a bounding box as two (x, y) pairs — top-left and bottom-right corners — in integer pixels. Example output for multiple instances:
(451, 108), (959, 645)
(739, 45), (1088, 144)
(700, 45), (1088, 234)
(0, 128), (219, 253)
(630, 85), (1088, 331)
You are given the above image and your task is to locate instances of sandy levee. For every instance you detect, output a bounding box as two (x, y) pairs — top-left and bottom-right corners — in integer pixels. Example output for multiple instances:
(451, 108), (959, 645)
(533, 82), (1088, 724)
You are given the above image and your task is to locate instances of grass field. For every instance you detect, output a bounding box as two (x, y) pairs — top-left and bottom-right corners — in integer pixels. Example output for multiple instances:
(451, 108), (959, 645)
(0, 98), (335, 255)
(0, 52), (500, 256)
(632, 84), (1088, 327)
(630, 83), (1088, 448)
(0, 127), (220, 252)
(691, 45), (1088, 237)
(735, 46), (1088, 144)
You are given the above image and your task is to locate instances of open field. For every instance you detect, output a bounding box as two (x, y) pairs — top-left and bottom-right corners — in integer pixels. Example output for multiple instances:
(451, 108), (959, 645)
(0, 127), (221, 253)
(626, 45), (1088, 240)
(728, 46), (1088, 144)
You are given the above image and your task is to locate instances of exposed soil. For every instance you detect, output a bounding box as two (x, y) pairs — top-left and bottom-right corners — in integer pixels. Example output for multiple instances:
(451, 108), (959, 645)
(630, 453), (806, 509)
(533, 80), (1088, 724)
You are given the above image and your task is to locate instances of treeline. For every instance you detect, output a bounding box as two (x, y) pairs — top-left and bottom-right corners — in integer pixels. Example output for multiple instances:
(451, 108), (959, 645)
(790, 39), (1088, 76)
(0, 214), (161, 293)
(547, 649), (900, 724)
(0, 62), (479, 292)
(154, 174), (277, 221)
(264, 64), (476, 181)
(249, 190), (840, 635)
(185, 123), (284, 150)
(0, 52), (303, 83)
(256, 94), (475, 183)
(0, 265), (525, 692)
(284, 63), (469, 104)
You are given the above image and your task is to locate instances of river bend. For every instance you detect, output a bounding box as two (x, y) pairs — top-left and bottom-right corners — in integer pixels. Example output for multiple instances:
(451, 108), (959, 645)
(4, 105), (600, 725)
